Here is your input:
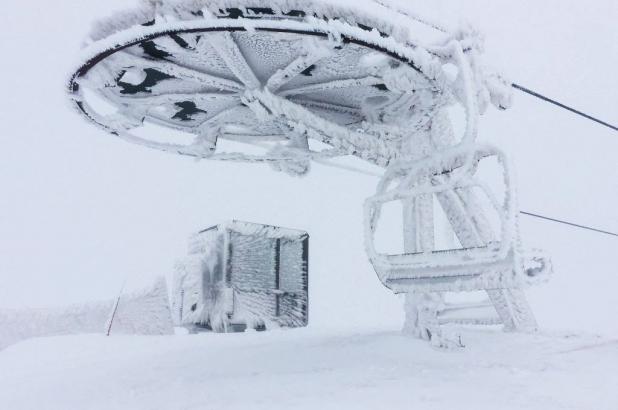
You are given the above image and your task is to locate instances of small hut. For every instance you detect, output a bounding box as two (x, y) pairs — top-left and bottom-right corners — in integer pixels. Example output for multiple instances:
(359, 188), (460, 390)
(173, 221), (309, 332)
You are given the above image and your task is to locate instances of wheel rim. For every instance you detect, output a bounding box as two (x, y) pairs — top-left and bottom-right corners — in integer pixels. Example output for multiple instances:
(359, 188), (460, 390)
(69, 17), (448, 167)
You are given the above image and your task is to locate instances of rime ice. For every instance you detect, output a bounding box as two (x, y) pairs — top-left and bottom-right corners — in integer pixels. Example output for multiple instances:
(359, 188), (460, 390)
(173, 221), (309, 332)
(68, 0), (551, 345)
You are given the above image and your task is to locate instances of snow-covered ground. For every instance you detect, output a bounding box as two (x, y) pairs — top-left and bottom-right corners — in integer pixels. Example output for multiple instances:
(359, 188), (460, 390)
(1, 327), (617, 410)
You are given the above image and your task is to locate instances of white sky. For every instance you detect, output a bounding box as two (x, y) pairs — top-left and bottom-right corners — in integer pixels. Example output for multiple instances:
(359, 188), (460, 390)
(0, 0), (616, 334)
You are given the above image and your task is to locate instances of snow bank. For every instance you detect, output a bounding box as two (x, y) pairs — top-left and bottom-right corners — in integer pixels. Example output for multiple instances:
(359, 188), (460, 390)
(0, 278), (173, 351)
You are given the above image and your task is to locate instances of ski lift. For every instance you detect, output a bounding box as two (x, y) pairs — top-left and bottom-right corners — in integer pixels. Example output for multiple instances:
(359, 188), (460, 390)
(68, 0), (551, 345)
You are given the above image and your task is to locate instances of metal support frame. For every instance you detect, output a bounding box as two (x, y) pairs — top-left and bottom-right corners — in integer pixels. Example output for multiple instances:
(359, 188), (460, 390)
(367, 146), (539, 343)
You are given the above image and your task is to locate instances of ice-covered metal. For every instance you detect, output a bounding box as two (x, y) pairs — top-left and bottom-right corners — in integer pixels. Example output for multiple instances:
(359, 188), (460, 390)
(69, 0), (551, 345)
(172, 221), (309, 332)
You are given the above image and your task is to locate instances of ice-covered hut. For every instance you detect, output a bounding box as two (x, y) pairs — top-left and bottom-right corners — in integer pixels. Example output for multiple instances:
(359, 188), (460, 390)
(173, 221), (309, 332)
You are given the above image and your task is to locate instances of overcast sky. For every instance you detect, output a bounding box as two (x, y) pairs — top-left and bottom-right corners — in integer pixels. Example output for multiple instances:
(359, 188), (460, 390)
(0, 0), (616, 334)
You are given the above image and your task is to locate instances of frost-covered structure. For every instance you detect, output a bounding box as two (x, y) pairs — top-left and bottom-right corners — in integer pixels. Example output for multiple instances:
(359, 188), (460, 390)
(106, 277), (175, 336)
(172, 221), (309, 332)
(0, 277), (174, 350)
(68, 0), (551, 345)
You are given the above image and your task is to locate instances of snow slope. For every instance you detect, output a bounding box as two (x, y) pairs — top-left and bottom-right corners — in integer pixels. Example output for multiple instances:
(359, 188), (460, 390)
(1, 328), (616, 410)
